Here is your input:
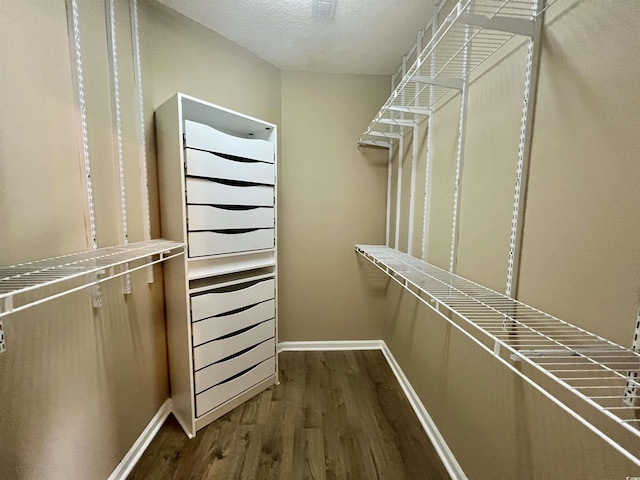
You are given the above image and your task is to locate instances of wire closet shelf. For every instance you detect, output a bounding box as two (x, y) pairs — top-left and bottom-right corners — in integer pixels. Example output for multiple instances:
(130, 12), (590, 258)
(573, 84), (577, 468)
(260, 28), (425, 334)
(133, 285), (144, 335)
(0, 239), (185, 319)
(359, 0), (548, 148)
(356, 245), (640, 466)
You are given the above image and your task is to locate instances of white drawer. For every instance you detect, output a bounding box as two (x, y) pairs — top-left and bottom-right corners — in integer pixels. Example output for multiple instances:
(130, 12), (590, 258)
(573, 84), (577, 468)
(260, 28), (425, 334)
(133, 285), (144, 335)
(188, 205), (274, 231)
(185, 148), (275, 185)
(194, 338), (275, 394)
(191, 278), (275, 321)
(184, 120), (274, 164)
(193, 318), (275, 370)
(188, 229), (274, 257)
(186, 178), (273, 207)
(192, 299), (275, 346)
(195, 357), (275, 417)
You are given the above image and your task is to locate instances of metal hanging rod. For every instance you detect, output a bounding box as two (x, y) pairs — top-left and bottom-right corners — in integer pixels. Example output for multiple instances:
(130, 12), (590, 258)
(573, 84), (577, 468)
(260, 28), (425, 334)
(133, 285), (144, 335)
(359, 0), (553, 148)
(355, 244), (640, 466)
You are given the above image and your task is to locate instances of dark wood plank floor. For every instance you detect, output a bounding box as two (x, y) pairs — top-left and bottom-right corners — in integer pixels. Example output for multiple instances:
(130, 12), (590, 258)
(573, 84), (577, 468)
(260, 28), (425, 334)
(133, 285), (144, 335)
(128, 350), (450, 480)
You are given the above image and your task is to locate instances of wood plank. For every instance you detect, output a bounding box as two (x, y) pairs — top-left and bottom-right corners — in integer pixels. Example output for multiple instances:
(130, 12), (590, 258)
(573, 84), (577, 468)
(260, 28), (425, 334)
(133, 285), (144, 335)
(127, 351), (451, 480)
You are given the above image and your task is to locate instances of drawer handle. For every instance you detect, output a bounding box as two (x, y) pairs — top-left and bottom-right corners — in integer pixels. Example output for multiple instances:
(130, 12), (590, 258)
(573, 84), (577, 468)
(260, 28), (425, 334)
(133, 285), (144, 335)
(192, 299), (271, 324)
(188, 228), (272, 234)
(199, 358), (270, 393)
(199, 318), (273, 345)
(185, 176), (266, 188)
(190, 148), (271, 165)
(195, 337), (274, 373)
(188, 204), (270, 211)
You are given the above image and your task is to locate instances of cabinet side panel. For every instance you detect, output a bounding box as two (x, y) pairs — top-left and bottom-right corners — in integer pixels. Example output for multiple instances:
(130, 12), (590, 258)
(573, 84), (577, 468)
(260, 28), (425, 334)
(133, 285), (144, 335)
(163, 255), (194, 436)
(155, 95), (187, 243)
(156, 95), (194, 436)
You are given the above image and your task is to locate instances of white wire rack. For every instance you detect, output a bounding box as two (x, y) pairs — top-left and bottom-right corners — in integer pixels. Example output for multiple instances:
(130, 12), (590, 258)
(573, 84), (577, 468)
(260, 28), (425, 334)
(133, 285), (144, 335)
(359, 0), (547, 147)
(356, 245), (640, 466)
(0, 239), (184, 323)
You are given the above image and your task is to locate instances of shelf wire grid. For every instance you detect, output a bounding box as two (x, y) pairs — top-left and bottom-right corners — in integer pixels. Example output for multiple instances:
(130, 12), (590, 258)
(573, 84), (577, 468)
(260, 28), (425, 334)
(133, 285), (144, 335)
(360, 0), (549, 147)
(356, 245), (640, 461)
(0, 239), (184, 318)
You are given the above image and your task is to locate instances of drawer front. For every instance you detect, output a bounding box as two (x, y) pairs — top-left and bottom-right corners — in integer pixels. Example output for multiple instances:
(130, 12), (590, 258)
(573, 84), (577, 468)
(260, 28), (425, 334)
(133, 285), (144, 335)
(188, 205), (274, 231)
(186, 178), (274, 207)
(192, 299), (275, 346)
(184, 120), (274, 164)
(194, 338), (275, 394)
(188, 229), (274, 257)
(195, 357), (275, 417)
(191, 278), (275, 321)
(185, 148), (275, 185)
(193, 318), (275, 370)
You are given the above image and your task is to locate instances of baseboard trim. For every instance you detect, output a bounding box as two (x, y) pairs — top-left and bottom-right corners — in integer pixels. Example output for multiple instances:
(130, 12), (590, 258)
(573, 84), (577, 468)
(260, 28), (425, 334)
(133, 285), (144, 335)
(278, 340), (466, 480)
(278, 340), (384, 352)
(379, 342), (467, 480)
(107, 398), (173, 480)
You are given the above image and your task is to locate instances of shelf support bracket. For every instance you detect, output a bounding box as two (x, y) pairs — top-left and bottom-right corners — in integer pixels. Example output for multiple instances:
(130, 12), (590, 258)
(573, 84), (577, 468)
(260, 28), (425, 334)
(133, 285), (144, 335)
(463, 13), (535, 37)
(91, 274), (103, 308)
(121, 263), (132, 295)
(623, 306), (640, 406)
(359, 140), (392, 149)
(388, 106), (430, 115)
(0, 296), (12, 353)
(379, 119), (417, 127)
(0, 319), (5, 353)
(412, 75), (464, 91)
(368, 131), (403, 140)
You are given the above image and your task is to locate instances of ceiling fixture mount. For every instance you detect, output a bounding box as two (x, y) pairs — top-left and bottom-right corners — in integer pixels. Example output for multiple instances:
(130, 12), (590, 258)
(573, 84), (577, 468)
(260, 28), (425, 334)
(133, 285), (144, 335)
(313, 0), (337, 18)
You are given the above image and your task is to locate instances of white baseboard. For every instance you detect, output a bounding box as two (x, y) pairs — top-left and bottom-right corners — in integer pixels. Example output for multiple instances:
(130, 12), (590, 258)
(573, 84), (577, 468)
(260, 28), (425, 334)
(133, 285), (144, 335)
(108, 398), (173, 480)
(279, 340), (466, 480)
(379, 343), (467, 480)
(278, 340), (384, 352)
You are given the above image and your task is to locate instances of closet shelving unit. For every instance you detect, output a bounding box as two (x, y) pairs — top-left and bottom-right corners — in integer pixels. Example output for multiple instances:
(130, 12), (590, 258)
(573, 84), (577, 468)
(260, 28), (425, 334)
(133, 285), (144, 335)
(357, 0), (640, 468)
(0, 239), (185, 351)
(356, 246), (640, 466)
(359, 0), (546, 148)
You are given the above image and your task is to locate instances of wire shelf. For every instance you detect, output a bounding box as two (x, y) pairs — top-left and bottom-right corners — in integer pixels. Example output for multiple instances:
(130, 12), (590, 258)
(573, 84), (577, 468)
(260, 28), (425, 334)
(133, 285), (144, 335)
(356, 245), (640, 466)
(359, 0), (546, 147)
(0, 239), (185, 319)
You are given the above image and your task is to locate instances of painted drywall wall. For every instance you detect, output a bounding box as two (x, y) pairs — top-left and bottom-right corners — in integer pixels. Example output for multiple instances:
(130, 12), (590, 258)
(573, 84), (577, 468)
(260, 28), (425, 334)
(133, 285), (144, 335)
(517, 0), (640, 347)
(0, 1), (283, 479)
(0, 1), (168, 478)
(278, 71), (389, 341)
(140, 2), (281, 128)
(380, 0), (640, 478)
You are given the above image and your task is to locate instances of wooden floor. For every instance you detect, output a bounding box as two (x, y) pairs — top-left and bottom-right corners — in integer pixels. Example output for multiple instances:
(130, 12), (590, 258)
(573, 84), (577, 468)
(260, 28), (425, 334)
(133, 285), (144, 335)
(128, 350), (450, 480)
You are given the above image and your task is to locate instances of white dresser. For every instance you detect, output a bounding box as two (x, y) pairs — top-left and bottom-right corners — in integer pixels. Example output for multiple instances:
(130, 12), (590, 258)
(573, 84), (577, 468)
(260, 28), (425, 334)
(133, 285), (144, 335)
(155, 93), (278, 437)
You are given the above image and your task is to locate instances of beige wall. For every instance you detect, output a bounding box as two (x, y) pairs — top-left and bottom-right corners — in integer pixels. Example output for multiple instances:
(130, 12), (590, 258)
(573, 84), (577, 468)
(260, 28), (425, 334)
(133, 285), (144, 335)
(278, 71), (388, 341)
(382, 0), (640, 478)
(1, 2), (389, 478)
(4, 0), (638, 478)
(140, 3), (281, 129)
(0, 1), (282, 479)
(0, 1), (168, 479)
(517, 0), (640, 346)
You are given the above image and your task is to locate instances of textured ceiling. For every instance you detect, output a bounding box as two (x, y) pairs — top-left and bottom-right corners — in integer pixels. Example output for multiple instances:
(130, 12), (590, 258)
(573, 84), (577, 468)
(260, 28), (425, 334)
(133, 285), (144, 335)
(155, 0), (435, 75)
